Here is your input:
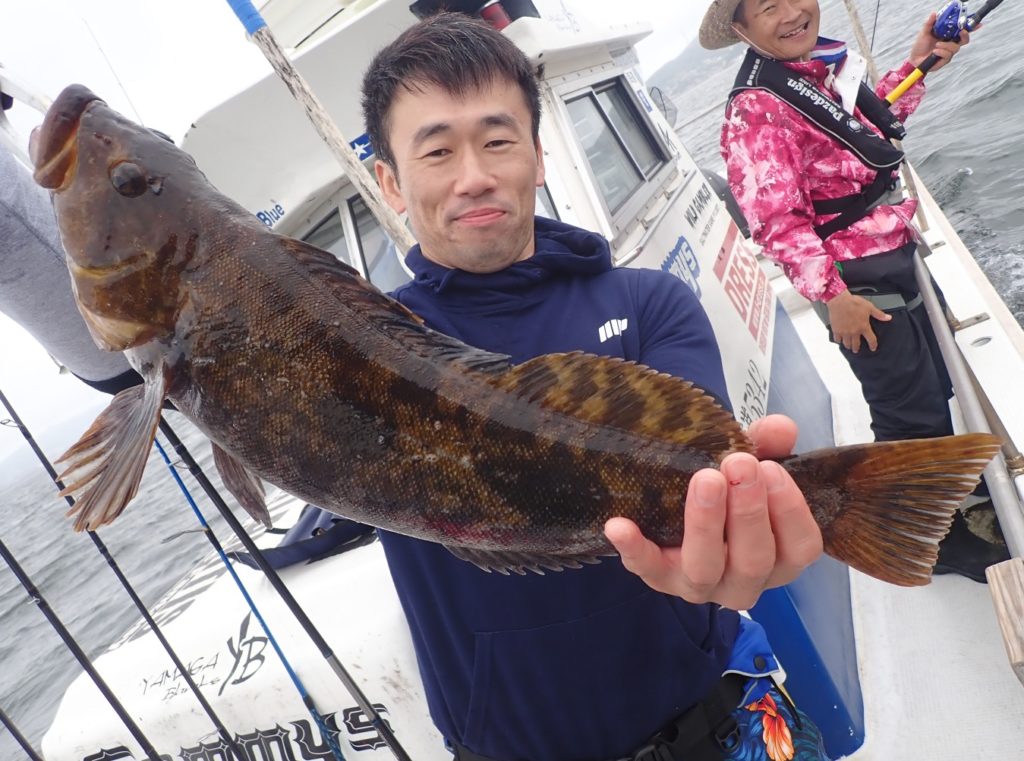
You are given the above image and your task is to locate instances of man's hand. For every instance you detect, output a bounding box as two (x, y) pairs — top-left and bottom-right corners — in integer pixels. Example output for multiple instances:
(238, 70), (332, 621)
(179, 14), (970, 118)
(605, 415), (823, 611)
(909, 11), (972, 73)
(826, 289), (890, 353)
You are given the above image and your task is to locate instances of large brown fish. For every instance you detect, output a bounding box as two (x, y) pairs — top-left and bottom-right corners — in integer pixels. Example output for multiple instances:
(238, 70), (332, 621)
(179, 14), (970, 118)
(34, 84), (999, 586)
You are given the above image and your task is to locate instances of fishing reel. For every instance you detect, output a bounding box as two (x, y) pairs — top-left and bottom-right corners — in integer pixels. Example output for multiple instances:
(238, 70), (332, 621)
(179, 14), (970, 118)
(932, 1), (983, 40)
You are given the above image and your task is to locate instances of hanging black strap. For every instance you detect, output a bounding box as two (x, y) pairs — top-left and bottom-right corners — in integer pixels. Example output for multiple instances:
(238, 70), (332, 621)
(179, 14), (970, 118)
(450, 674), (746, 761)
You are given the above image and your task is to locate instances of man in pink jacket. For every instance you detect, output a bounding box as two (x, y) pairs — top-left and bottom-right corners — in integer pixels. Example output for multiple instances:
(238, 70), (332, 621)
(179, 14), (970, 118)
(699, 0), (1009, 581)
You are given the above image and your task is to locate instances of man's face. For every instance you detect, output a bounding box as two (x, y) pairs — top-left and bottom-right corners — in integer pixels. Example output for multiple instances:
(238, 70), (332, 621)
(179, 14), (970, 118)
(375, 78), (545, 273)
(735, 0), (821, 61)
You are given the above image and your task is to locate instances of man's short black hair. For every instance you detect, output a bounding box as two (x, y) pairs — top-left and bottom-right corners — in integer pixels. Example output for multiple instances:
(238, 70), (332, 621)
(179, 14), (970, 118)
(361, 12), (541, 170)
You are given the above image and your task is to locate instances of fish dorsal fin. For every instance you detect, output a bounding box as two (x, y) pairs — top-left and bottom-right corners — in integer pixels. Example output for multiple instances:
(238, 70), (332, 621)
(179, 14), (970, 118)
(280, 237), (512, 376)
(490, 352), (752, 455)
(279, 236), (424, 325)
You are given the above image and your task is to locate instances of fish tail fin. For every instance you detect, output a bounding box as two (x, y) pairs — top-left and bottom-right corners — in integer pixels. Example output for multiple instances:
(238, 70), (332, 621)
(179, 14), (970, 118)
(786, 433), (1001, 586)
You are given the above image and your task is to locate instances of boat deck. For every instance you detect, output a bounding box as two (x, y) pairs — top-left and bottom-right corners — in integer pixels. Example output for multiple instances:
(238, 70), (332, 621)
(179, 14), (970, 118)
(774, 267), (1024, 759)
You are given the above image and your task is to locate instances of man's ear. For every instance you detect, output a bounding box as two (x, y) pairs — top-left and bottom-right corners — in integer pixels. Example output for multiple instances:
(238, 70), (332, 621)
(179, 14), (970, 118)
(375, 160), (407, 214)
(534, 136), (546, 189)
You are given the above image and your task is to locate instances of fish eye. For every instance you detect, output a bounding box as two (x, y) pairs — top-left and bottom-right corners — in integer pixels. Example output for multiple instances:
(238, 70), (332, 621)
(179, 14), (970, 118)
(109, 161), (149, 198)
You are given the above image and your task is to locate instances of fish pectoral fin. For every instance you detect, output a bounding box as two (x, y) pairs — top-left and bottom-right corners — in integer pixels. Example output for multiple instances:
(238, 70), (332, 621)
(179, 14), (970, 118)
(491, 352), (752, 455)
(211, 443), (270, 528)
(444, 545), (608, 575)
(57, 375), (167, 531)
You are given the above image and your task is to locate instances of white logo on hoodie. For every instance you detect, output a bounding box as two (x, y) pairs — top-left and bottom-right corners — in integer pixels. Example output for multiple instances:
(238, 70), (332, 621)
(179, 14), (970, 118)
(598, 318), (629, 343)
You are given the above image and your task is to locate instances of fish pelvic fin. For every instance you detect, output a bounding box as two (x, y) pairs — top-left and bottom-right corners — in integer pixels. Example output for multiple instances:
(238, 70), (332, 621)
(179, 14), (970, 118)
(57, 375), (167, 531)
(211, 442), (270, 528)
(445, 545), (609, 575)
(786, 433), (1001, 586)
(490, 352), (752, 455)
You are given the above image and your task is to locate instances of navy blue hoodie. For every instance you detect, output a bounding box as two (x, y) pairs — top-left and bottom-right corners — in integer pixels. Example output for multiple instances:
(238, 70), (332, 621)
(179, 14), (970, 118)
(382, 217), (740, 761)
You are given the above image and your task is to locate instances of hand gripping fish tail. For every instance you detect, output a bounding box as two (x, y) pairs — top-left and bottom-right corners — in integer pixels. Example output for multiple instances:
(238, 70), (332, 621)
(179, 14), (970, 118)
(782, 433), (1001, 586)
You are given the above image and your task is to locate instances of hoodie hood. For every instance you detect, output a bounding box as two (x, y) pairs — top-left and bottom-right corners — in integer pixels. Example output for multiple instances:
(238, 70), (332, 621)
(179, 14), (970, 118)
(399, 217), (612, 307)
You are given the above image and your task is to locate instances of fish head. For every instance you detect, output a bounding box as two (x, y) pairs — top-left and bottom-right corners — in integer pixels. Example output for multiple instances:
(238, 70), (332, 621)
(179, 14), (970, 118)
(32, 84), (210, 352)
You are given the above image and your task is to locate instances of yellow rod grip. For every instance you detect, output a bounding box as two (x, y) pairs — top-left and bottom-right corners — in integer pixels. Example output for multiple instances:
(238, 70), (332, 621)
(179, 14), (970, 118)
(886, 68), (925, 104)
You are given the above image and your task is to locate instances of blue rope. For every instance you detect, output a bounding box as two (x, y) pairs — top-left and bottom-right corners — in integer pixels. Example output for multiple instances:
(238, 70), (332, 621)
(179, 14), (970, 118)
(154, 437), (345, 760)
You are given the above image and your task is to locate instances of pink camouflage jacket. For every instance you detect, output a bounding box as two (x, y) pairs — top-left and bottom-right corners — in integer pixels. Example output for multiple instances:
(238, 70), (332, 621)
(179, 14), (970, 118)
(721, 44), (926, 303)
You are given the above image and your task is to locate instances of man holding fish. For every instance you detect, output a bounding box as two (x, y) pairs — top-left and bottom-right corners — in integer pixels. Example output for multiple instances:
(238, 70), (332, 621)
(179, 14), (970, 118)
(358, 13), (840, 761)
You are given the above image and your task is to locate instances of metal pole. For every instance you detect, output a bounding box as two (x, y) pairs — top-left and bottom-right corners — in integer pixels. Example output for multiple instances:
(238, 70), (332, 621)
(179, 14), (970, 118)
(0, 388), (246, 761)
(0, 704), (43, 761)
(224, 0), (416, 254)
(158, 418), (413, 761)
(912, 250), (1024, 557)
(0, 536), (162, 760)
(840, 0), (882, 83)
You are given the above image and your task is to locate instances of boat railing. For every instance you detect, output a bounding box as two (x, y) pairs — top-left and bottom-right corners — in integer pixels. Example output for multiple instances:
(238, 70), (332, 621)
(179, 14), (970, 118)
(0, 63), (51, 165)
(840, 0), (1024, 688)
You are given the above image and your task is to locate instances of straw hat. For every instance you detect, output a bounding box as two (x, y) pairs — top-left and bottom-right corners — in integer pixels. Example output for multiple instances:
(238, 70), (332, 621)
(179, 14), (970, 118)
(699, 0), (746, 50)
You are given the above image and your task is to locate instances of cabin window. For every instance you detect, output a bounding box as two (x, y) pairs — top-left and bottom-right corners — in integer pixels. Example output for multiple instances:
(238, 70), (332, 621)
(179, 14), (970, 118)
(349, 196), (411, 292)
(565, 79), (667, 216)
(303, 209), (352, 263)
(536, 185), (559, 221)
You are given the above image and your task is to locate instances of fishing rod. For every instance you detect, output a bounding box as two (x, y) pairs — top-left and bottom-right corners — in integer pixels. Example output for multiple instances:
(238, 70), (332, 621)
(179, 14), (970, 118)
(158, 418), (413, 761)
(0, 388), (247, 761)
(0, 535), (162, 759)
(0, 704), (43, 761)
(887, 0), (1008, 103)
(153, 437), (347, 761)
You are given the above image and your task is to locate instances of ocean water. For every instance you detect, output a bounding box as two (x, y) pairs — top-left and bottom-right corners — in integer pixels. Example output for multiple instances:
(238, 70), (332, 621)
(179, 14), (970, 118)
(2, 1), (1024, 757)
(0, 415), (249, 757)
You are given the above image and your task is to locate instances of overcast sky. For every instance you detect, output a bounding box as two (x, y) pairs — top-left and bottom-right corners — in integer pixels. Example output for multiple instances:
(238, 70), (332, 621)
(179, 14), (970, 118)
(0, 0), (703, 466)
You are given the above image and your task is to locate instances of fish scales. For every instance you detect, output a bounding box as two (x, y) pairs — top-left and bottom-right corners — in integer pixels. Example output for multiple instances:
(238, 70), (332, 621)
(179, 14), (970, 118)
(165, 218), (705, 554)
(34, 84), (1002, 583)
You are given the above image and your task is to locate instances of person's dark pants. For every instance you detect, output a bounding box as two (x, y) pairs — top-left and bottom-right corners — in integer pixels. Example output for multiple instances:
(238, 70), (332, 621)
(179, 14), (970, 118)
(838, 302), (954, 441)
(830, 243), (954, 442)
(830, 243), (1007, 580)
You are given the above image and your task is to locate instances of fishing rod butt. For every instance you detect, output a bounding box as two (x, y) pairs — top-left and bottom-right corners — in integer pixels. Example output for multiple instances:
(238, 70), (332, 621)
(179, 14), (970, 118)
(886, 65), (928, 104)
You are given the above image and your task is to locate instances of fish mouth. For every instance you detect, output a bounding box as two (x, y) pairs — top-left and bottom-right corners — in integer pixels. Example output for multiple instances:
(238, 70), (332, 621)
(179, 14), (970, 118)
(32, 84), (103, 190)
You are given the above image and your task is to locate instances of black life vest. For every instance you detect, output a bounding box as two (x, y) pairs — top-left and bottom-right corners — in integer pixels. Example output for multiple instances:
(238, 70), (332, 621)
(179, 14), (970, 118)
(728, 49), (907, 240)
